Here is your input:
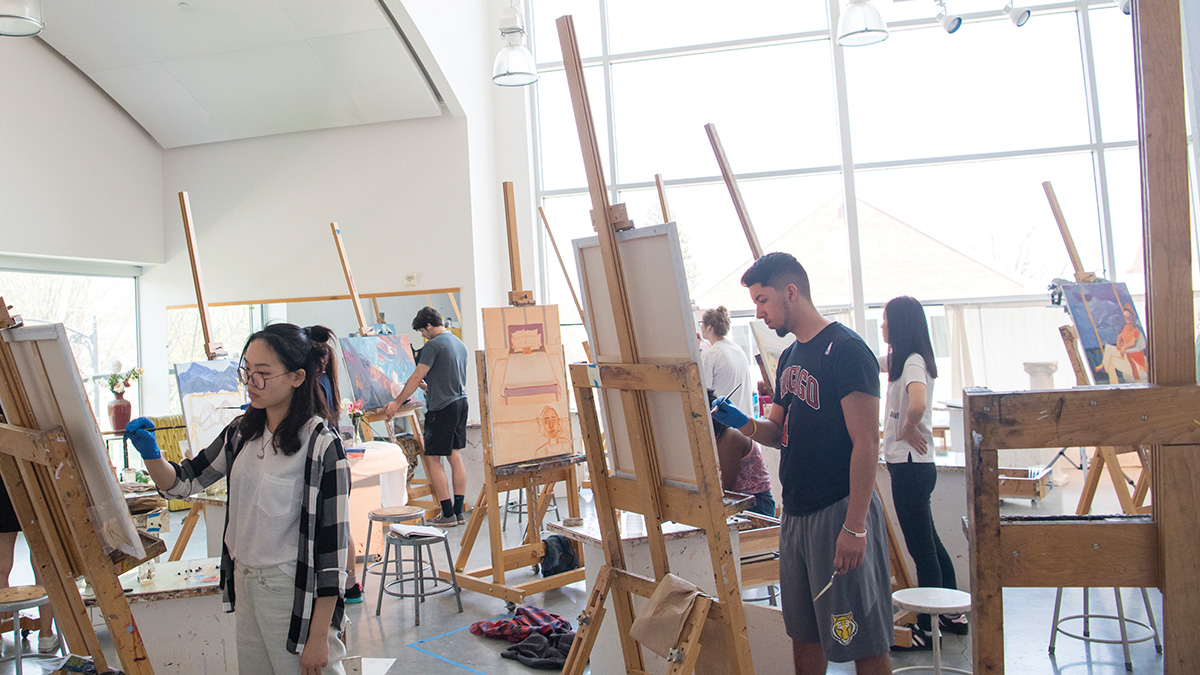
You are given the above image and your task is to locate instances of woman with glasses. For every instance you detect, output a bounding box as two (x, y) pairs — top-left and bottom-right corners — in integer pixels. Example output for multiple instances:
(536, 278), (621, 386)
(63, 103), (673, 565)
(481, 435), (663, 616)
(880, 297), (966, 651)
(125, 323), (350, 675)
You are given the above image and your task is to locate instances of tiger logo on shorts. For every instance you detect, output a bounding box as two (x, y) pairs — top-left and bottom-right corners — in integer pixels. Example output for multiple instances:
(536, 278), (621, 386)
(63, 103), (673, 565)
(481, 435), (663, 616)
(831, 612), (858, 646)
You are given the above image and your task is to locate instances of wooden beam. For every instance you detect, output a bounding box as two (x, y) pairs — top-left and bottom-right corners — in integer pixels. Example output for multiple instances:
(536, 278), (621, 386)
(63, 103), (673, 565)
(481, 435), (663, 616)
(964, 385), (1200, 450)
(178, 192), (225, 359)
(1134, 0), (1199, 669)
(330, 222), (374, 335)
(1042, 181), (1096, 283)
(705, 123), (763, 260)
(537, 207), (587, 322)
(503, 181), (534, 306)
(655, 174), (670, 223)
(966, 402), (1003, 672)
(999, 519), (1159, 588)
(0, 423), (62, 466)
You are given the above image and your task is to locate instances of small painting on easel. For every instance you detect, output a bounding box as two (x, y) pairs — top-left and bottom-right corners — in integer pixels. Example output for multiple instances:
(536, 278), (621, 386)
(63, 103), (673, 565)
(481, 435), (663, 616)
(1061, 282), (1148, 384)
(175, 359), (246, 455)
(483, 306), (572, 466)
(340, 334), (423, 411)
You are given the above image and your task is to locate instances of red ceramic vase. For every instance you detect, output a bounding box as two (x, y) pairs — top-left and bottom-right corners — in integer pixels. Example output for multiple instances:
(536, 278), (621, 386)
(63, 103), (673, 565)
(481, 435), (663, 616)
(108, 392), (132, 432)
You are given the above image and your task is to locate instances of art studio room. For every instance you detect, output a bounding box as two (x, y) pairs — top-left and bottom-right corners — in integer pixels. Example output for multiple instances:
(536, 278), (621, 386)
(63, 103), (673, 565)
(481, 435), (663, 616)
(0, 0), (1198, 674)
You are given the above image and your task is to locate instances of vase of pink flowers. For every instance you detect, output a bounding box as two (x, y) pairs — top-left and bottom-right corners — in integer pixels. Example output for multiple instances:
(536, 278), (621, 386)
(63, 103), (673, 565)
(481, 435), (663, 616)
(346, 399), (366, 445)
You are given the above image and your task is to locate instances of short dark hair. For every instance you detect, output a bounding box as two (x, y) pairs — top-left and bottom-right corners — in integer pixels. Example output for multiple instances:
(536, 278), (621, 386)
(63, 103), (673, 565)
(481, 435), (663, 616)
(412, 306), (443, 331)
(740, 251), (811, 300)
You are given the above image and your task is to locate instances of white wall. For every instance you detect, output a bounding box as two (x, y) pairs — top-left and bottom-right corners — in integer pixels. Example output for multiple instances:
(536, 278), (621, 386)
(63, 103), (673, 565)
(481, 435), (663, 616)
(0, 39), (163, 264)
(140, 116), (480, 413)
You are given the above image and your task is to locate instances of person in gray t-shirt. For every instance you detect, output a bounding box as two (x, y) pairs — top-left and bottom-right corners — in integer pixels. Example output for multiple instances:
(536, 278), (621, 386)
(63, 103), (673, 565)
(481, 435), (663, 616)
(385, 307), (469, 527)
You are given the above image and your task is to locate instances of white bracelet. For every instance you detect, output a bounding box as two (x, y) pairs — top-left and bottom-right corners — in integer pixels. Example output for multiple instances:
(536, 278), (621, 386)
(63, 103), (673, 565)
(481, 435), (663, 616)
(842, 524), (867, 538)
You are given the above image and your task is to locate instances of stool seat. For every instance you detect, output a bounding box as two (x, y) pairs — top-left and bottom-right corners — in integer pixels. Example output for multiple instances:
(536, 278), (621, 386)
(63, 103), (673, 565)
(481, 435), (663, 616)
(370, 505), (425, 522)
(0, 587), (48, 613)
(892, 588), (971, 616)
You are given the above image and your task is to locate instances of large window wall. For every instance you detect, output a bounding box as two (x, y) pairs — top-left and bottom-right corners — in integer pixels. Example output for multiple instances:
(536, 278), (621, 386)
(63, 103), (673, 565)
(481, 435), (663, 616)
(529, 0), (1197, 399)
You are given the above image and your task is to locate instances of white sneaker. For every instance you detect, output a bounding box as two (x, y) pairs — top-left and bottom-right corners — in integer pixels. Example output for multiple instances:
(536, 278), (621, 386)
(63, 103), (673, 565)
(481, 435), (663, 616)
(38, 633), (60, 654)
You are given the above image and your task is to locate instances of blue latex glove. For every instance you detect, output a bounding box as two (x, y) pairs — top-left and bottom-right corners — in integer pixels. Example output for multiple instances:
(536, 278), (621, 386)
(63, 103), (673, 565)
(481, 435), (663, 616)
(711, 396), (749, 431)
(124, 417), (161, 461)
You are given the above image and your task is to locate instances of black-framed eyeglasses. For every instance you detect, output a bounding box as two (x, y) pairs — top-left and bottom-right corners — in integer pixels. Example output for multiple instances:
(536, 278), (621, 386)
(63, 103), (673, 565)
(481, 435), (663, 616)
(237, 365), (291, 390)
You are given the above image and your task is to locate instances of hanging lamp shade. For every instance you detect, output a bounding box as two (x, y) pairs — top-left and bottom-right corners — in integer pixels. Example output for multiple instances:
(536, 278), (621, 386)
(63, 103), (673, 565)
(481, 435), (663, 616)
(837, 0), (888, 47)
(0, 0), (44, 37)
(493, 42), (538, 86)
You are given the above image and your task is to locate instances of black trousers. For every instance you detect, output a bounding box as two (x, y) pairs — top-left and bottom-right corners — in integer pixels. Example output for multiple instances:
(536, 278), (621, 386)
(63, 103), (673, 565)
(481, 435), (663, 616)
(888, 459), (957, 631)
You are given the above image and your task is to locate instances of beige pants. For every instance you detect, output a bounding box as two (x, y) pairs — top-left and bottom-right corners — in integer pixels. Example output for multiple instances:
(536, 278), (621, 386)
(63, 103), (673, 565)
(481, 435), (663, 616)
(235, 562), (347, 675)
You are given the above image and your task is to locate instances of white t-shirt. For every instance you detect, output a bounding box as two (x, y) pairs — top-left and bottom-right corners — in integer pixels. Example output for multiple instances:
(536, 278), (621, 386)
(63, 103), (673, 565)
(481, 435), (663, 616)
(227, 428), (307, 575)
(700, 337), (753, 412)
(882, 353), (935, 464)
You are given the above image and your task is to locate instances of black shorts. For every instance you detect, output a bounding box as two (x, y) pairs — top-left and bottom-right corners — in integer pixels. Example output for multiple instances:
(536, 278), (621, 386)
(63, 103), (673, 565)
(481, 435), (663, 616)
(423, 398), (468, 456)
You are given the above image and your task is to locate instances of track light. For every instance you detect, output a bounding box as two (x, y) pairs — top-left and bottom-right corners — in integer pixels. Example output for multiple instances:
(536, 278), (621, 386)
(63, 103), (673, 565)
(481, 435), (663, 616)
(1003, 2), (1030, 27)
(1117, 0), (1131, 15)
(837, 0), (889, 47)
(935, 0), (961, 34)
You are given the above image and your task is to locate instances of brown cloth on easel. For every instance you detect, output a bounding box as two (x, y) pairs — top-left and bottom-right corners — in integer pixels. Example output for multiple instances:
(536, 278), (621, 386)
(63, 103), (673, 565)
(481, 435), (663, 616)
(628, 574), (729, 674)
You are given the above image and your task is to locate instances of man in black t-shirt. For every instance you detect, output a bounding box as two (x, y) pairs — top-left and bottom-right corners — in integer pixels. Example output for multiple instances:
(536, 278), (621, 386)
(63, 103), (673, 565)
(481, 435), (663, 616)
(712, 252), (892, 674)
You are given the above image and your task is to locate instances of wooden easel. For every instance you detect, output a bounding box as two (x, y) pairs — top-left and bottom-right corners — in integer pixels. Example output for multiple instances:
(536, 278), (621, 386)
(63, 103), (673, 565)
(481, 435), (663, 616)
(329, 222), (440, 519)
(706, 121), (919, 641)
(967, 0), (1199, 668)
(556, 17), (754, 674)
(168, 191), (230, 560)
(0, 302), (166, 674)
(444, 181), (587, 606)
(1042, 183), (1152, 516)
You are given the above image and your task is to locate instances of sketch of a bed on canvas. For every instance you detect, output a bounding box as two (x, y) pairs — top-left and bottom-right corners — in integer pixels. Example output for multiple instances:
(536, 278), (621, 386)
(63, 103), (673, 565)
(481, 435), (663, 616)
(482, 306), (573, 466)
(500, 322), (560, 403)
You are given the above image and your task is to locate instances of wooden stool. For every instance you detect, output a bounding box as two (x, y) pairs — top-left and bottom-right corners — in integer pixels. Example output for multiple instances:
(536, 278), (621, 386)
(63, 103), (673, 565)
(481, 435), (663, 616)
(1049, 587), (1162, 671)
(892, 587), (972, 675)
(361, 505), (425, 596)
(376, 528), (462, 626)
(0, 586), (54, 675)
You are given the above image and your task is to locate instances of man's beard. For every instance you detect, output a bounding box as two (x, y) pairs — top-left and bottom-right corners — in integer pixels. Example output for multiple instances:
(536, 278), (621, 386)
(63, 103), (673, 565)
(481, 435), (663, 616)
(775, 327), (788, 338)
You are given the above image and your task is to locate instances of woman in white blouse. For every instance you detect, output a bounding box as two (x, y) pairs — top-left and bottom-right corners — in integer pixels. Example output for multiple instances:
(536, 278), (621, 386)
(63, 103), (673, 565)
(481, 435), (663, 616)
(127, 324), (350, 675)
(880, 297), (966, 649)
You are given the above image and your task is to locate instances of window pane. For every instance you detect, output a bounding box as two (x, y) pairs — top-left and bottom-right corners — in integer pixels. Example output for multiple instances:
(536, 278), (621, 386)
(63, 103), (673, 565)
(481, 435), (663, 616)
(536, 67), (609, 191)
(606, 0), (826, 55)
(532, 0), (602, 63)
(0, 271), (138, 426)
(1103, 148), (1144, 294)
(853, 153), (1101, 302)
(611, 42), (840, 183)
(844, 14), (1090, 163)
(1089, 7), (1137, 143)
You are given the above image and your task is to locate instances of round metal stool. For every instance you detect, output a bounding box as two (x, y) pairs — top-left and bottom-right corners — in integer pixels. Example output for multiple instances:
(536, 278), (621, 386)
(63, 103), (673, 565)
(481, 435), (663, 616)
(1049, 587), (1161, 671)
(361, 505), (425, 596)
(0, 586), (57, 675)
(376, 528), (462, 626)
(892, 587), (972, 675)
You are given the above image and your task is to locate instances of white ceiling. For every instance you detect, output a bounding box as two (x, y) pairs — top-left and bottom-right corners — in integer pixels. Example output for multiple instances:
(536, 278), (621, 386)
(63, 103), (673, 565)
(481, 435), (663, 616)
(39, 0), (443, 148)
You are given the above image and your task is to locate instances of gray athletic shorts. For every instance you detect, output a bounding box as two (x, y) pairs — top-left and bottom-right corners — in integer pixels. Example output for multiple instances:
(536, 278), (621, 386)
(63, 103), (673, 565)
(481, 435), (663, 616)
(779, 493), (893, 662)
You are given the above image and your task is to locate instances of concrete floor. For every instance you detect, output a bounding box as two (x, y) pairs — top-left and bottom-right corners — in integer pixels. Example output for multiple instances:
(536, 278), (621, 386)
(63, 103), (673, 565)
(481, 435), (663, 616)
(0, 456), (1169, 674)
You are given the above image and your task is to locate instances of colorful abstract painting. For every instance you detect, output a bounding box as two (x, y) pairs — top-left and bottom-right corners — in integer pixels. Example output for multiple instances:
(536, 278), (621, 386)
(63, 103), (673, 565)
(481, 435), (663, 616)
(175, 359), (246, 456)
(1061, 282), (1149, 384)
(340, 334), (423, 411)
(483, 305), (573, 466)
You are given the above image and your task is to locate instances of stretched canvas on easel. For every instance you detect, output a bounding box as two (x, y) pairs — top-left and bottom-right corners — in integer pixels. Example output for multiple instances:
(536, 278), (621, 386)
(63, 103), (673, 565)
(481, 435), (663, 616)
(750, 320), (796, 389)
(175, 359), (245, 456)
(340, 334), (423, 410)
(1, 323), (144, 557)
(1061, 282), (1148, 384)
(575, 222), (712, 486)
(482, 305), (573, 466)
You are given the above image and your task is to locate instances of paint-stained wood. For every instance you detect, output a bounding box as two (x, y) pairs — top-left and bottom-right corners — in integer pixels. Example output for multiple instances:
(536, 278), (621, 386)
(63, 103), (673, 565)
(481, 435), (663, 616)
(966, 391), (1003, 673)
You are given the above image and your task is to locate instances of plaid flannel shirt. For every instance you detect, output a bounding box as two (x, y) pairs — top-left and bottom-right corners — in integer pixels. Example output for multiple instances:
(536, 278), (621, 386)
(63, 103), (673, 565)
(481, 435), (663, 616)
(161, 416), (350, 654)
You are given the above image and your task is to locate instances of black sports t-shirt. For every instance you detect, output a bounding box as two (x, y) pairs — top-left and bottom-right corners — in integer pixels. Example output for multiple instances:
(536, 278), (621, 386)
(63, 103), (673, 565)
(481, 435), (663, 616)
(774, 322), (880, 516)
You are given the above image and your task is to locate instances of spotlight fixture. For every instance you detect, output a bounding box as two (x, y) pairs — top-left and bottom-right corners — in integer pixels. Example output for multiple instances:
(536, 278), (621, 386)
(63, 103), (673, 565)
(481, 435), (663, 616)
(1117, 0), (1132, 15)
(935, 0), (962, 34)
(1003, 2), (1031, 27)
(0, 0), (44, 37)
(837, 0), (889, 47)
(492, 2), (538, 87)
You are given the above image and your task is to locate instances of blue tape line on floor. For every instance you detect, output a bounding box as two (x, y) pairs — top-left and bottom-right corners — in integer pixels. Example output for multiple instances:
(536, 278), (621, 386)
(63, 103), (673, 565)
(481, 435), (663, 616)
(406, 615), (509, 674)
